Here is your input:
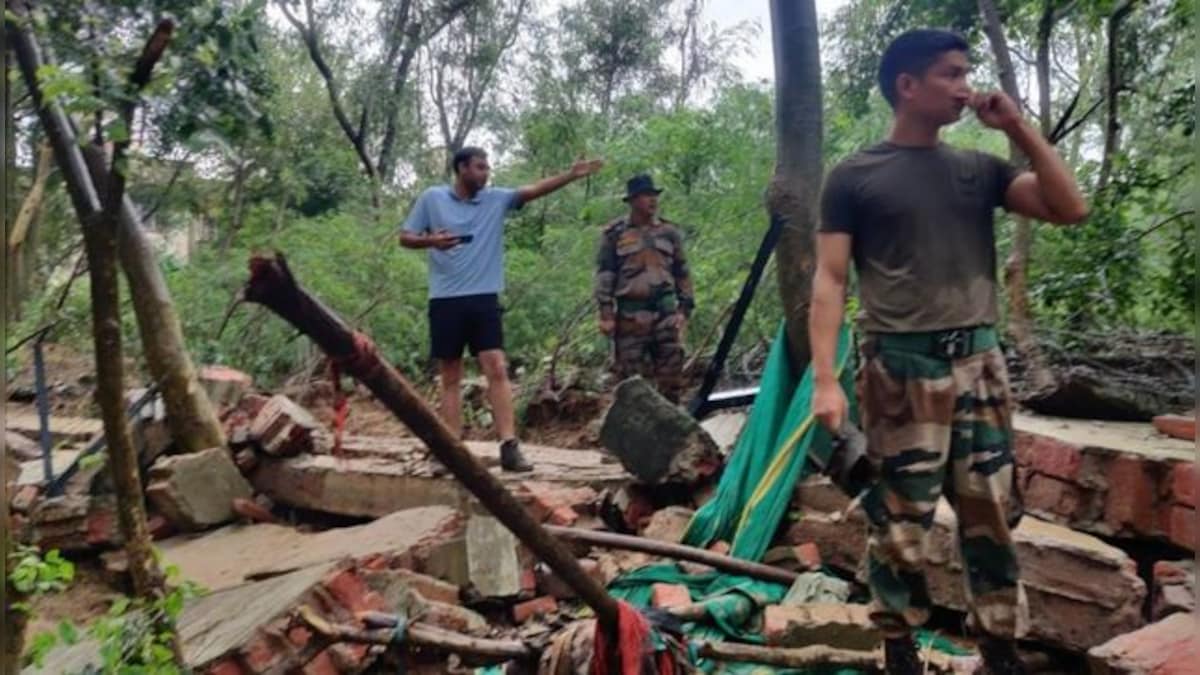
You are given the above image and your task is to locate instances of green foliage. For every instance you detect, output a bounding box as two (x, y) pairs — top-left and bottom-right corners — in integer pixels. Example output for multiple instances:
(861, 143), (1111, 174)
(8, 545), (76, 599)
(21, 558), (202, 673)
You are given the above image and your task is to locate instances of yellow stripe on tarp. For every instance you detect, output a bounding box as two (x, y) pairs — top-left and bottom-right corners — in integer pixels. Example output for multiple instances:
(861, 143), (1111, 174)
(732, 333), (852, 536)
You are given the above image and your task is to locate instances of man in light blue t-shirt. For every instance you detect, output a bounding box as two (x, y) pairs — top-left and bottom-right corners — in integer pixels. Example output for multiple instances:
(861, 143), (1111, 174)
(400, 147), (602, 471)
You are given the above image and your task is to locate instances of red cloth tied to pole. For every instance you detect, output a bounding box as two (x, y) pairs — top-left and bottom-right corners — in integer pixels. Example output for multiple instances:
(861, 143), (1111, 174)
(591, 601), (679, 675)
(327, 331), (380, 456)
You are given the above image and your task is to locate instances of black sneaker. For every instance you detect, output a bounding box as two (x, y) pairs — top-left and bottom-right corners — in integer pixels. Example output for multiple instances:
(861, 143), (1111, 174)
(500, 439), (533, 472)
(884, 635), (921, 675)
(979, 638), (1027, 675)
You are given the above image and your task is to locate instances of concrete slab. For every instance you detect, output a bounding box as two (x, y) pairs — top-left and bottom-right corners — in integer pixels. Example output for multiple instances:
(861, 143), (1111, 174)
(253, 436), (628, 520)
(157, 506), (462, 591)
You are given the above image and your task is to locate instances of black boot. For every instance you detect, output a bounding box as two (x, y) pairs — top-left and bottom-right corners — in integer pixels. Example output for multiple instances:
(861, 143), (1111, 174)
(884, 635), (921, 675)
(978, 638), (1027, 675)
(500, 439), (533, 472)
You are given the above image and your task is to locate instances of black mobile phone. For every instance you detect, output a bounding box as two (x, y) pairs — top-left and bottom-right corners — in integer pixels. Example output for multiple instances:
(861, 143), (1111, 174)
(456, 234), (474, 244)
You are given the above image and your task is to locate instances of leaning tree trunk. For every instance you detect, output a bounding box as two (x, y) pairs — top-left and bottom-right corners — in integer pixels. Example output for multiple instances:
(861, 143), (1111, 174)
(978, 0), (1056, 393)
(9, 5), (223, 454)
(78, 147), (226, 453)
(768, 0), (824, 372)
(8, 3), (173, 599)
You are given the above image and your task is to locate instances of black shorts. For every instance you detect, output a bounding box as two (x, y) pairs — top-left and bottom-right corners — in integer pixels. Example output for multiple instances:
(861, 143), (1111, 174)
(428, 293), (504, 360)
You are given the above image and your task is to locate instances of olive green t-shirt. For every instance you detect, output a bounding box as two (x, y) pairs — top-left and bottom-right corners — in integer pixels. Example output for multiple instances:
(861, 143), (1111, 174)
(819, 142), (1022, 333)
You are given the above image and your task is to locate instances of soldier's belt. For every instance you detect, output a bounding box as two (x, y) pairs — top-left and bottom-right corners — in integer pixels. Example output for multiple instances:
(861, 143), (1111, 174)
(869, 325), (999, 359)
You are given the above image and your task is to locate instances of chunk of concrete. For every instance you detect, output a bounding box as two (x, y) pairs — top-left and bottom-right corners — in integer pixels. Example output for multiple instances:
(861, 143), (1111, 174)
(1151, 559), (1196, 620)
(763, 604), (880, 652)
(157, 505), (462, 592)
(146, 448), (253, 531)
(599, 377), (721, 485)
(465, 514), (522, 598)
(5, 430), (41, 461)
(253, 437), (628, 519)
(1088, 612), (1199, 675)
(700, 411), (747, 455)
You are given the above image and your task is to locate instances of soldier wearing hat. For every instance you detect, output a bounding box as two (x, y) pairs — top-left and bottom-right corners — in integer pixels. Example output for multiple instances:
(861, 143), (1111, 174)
(593, 174), (694, 402)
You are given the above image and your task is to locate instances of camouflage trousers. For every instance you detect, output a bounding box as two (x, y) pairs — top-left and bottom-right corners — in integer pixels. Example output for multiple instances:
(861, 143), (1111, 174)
(613, 309), (685, 403)
(857, 327), (1022, 640)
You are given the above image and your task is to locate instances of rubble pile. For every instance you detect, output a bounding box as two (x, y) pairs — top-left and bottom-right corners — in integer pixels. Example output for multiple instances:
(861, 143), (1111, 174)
(6, 365), (1197, 674)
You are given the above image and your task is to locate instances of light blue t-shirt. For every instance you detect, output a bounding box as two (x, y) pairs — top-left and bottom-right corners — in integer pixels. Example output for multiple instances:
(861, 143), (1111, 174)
(402, 185), (523, 299)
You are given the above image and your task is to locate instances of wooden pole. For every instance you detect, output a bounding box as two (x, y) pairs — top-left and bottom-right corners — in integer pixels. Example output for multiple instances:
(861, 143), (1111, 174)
(296, 605), (534, 662)
(242, 254), (620, 632)
(545, 525), (799, 585)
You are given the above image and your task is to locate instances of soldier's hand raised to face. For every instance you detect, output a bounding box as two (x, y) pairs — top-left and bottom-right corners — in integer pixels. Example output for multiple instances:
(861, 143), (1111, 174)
(969, 91), (1023, 131)
(598, 316), (615, 336)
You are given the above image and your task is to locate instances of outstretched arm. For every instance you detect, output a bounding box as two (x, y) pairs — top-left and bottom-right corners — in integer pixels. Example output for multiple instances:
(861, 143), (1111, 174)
(515, 158), (603, 205)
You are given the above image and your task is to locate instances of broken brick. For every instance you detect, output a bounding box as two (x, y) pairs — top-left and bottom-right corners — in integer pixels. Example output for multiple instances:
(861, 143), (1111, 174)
(795, 543), (822, 571)
(10, 484), (39, 513)
(232, 497), (279, 524)
(200, 365), (255, 412)
(1015, 432), (1083, 481)
(650, 583), (691, 608)
(1167, 462), (1197, 508)
(1163, 505), (1197, 551)
(250, 395), (319, 457)
(1088, 612), (1200, 675)
(512, 595), (558, 623)
(1104, 455), (1158, 535)
(1024, 473), (1086, 519)
(1152, 414), (1196, 442)
(393, 568), (461, 605)
(146, 514), (175, 541)
(324, 568), (386, 615)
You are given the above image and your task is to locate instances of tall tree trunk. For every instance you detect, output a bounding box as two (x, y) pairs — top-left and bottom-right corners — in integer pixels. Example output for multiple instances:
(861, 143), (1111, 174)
(4, 37), (16, 323)
(9, 5), (222, 454)
(1036, 1), (1054, 136)
(1098, 0), (1135, 192)
(768, 0), (823, 371)
(8, 10), (179, 663)
(978, 0), (1056, 393)
(3, 26), (30, 675)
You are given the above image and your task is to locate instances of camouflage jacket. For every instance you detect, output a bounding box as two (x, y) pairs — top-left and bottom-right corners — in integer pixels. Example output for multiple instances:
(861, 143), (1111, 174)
(594, 217), (694, 320)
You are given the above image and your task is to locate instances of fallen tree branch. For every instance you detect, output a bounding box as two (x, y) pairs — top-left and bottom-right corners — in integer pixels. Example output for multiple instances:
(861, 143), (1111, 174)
(697, 641), (879, 670)
(544, 525), (798, 585)
(295, 605), (533, 661)
(241, 252), (620, 633)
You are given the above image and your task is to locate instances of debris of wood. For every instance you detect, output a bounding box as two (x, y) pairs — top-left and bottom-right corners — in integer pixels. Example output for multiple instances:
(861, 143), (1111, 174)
(545, 525), (798, 585)
(296, 604), (534, 661)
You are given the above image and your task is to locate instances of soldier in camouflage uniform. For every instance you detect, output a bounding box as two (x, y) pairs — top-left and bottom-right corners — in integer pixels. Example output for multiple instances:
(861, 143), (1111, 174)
(594, 174), (694, 403)
(808, 31), (1087, 675)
